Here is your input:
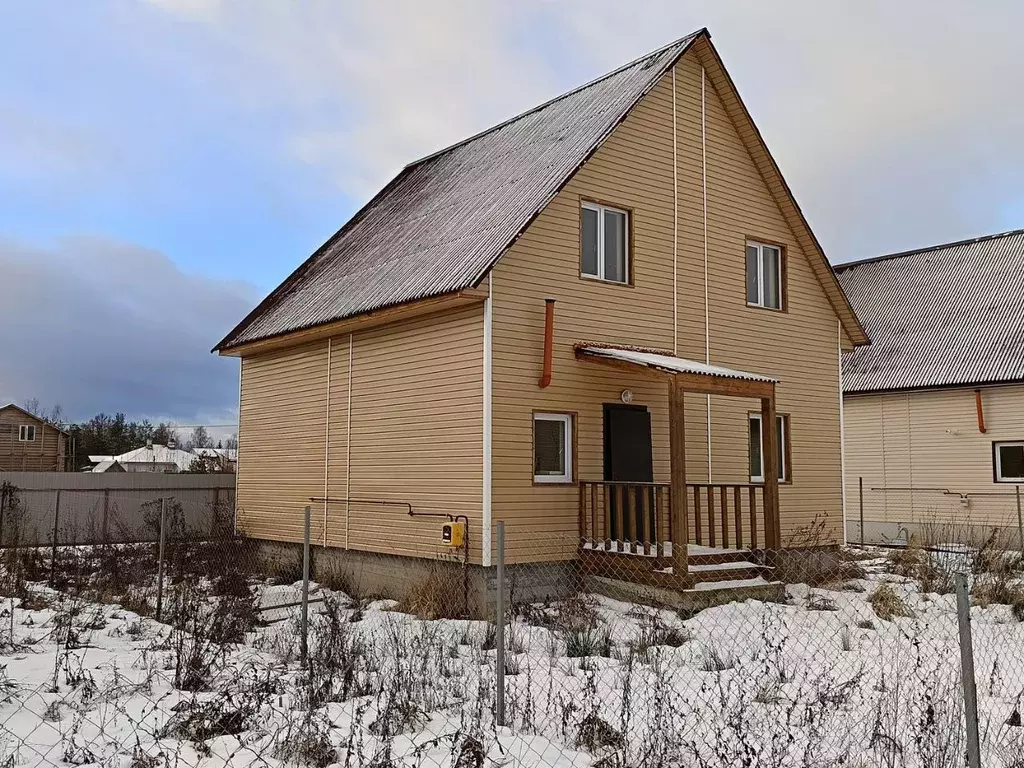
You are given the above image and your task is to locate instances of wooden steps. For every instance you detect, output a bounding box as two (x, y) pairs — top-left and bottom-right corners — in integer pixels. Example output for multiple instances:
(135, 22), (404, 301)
(579, 544), (773, 589)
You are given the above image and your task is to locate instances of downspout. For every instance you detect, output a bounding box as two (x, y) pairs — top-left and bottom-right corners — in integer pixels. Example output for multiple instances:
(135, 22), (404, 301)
(538, 298), (555, 389)
(974, 389), (987, 433)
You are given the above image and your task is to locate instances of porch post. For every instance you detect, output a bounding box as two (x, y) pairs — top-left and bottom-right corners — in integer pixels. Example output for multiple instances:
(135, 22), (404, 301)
(668, 377), (689, 579)
(760, 388), (780, 549)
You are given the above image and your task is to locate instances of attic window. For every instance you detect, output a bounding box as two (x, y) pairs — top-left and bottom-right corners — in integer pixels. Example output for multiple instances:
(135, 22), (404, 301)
(581, 202), (629, 284)
(18, 425), (36, 442)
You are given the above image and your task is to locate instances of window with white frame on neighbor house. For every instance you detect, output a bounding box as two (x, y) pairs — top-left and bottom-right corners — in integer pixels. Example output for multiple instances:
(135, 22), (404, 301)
(581, 202), (629, 283)
(18, 424), (36, 442)
(994, 441), (1024, 482)
(534, 413), (573, 483)
(748, 413), (789, 482)
(746, 241), (783, 309)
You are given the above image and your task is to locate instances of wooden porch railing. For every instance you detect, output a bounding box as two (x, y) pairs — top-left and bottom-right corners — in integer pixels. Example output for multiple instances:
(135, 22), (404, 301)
(578, 481), (673, 557)
(687, 483), (766, 550)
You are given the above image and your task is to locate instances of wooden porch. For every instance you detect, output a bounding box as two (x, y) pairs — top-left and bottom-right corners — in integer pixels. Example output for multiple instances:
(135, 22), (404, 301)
(573, 345), (782, 590)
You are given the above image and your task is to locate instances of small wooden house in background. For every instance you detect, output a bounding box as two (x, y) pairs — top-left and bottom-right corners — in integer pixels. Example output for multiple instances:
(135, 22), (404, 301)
(0, 403), (68, 472)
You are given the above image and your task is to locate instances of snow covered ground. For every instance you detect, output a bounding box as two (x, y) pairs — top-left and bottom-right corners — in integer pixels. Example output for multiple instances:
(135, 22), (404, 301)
(0, 548), (1023, 767)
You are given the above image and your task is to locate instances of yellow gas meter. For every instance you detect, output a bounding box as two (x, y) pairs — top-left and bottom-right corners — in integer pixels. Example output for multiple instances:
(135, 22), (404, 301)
(441, 521), (465, 547)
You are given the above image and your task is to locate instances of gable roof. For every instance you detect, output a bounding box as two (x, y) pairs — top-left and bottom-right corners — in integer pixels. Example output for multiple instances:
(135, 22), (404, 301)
(0, 404), (69, 435)
(216, 29), (867, 352)
(836, 229), (1024, 394)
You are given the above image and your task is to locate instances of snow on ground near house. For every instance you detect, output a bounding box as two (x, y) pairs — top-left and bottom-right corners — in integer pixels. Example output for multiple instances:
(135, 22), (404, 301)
(1, 550), (1023, 767)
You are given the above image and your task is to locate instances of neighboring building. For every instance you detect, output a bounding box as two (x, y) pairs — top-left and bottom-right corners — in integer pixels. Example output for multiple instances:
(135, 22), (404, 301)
(216, 29), (868, 604)
(191, 447), (238, 472)
(838, 229), (1024, 544)
(0, 404), (68, 472)
(88, 443), (196, 473)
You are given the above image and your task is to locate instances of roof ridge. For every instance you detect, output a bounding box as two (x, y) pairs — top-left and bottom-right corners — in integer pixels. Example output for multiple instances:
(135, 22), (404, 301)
(404, 29), (706, 169)
(836, 227), (1024, 271)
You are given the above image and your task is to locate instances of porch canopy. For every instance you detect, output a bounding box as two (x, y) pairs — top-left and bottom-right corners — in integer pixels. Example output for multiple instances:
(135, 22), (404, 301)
(574, 344), (782, 574)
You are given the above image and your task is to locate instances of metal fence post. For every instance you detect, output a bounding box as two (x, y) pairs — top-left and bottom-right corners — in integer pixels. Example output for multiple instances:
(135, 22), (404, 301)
(155, 497), (168, 621)
(1016, 485), (1023, 558)
(300, 504), (312, 668)
(858, 476), (865, 546)
(48, 490), (61, 587)
(495, 520), (506, 727)
(954, 572), (982, 768)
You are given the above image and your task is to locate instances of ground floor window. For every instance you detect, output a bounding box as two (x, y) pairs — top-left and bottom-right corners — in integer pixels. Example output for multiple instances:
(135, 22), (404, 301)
(994, 441), (1024, 482)
(534, 413), (573, 483)
(748, 413), (789, 483)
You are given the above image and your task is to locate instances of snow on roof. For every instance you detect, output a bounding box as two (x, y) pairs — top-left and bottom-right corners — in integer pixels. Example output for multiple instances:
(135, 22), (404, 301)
(108, 444), (196, 472)
(91, 460), (125, 473)
(576, 345), (777, 383)
(837, 229), (1024, 393)
(191, 447), (238, 460)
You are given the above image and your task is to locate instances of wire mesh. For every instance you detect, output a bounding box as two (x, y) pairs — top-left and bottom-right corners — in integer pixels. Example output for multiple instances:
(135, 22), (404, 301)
(0, 485), (1022, 767)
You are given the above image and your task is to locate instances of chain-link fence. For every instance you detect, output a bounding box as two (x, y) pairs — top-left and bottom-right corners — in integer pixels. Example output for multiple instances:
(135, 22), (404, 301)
(848, 478), (1024, 551)
(1, 494), (1023, 767)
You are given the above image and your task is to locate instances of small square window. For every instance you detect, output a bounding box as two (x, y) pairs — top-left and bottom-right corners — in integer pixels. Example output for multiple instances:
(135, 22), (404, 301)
(994, 442), (1024, 482)
(18, 424), (37, 442)
(534, 413), (573, 483)
(746, 241), (783, 309)
(581, 202), (629, 284)
(749, 413), (788, 482)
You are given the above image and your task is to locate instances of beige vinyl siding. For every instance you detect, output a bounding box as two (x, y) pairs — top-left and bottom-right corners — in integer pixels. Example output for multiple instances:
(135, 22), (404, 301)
(236, 341), (329, 544)
(490, 48), (845, 562)
(237, 306), (484, 561)
(844, 385), (1024, 536)
(338, 306), (484, 561)
(693, 47), (844, 542)
(0, 408), (65, 472)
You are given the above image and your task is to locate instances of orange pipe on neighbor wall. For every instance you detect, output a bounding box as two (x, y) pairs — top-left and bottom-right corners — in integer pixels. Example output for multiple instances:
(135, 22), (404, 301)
(975, 388), (987, 433)
(538, 298), (555, 388)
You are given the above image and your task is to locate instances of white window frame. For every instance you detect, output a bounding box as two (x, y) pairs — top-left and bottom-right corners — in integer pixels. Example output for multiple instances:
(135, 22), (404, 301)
(746, 241), (783, 309)
(18, 424), (37, 442)
(533, 412), (573, 484)
(581, 201), (629, 284)
(994, 441), (1024, 483)
(749, 413), (787, 483)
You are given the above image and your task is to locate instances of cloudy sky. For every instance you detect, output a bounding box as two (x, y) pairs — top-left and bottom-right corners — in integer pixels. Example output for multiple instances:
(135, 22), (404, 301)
(2, 1), (1022, 425)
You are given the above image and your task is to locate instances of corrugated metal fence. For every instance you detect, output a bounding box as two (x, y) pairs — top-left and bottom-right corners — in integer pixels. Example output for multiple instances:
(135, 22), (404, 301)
(0, 472), (235, 546)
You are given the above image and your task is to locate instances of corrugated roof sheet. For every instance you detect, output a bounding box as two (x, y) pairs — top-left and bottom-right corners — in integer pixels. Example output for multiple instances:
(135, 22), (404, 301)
(577, 345), (778, 383)
(215, 31), (702, 351)
(837, 229), (1024, 393)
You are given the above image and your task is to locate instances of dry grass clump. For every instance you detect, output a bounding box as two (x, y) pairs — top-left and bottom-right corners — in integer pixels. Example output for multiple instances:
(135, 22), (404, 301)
(397, 564), (465, 620)
(869, 583), (914, 621)
(886, 546), (926, 578)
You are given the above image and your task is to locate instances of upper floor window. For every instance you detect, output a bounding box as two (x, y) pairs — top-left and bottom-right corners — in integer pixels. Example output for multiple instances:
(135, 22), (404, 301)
(994, 441), (1024, 482)
(19, 424), (37, 442)
(581, 202), (629, 284)
(746, 241), (783, 309)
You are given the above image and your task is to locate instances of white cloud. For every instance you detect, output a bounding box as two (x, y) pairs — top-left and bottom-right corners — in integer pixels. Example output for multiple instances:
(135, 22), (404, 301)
(107, 0), (1024, 258)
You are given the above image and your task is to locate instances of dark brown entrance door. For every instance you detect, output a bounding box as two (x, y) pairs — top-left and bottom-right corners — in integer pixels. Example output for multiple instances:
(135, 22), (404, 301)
(603, 404), (655, 542)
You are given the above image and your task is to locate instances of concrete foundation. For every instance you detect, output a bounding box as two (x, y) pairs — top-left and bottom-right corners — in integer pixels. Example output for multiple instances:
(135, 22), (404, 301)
(255, 539), (580, 619)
